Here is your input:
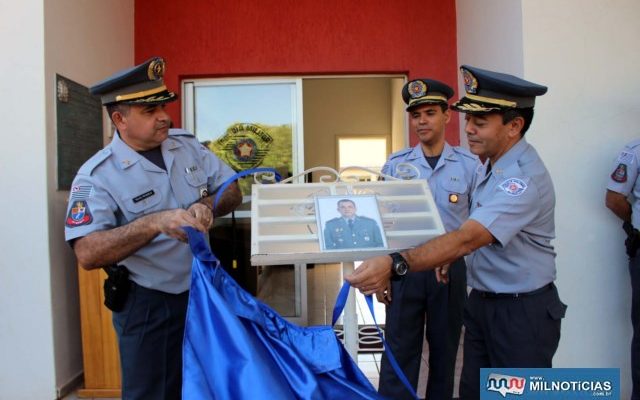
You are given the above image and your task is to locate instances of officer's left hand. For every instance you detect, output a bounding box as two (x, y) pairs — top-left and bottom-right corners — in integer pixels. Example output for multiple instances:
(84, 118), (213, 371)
(345, 255), (392, 295)
(375, 282), (392, 305)
(435, 264), (450, 284)
(188, 203), (214, 230)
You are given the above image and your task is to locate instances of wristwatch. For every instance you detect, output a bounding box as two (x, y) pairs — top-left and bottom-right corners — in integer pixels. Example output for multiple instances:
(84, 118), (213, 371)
(389, 252), (409, 277)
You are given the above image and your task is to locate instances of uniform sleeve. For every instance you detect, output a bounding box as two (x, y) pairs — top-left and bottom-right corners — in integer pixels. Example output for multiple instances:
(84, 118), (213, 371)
(323, 223), (335, 249)
(198, 143), (237, 193)
(606, 148), (638, 196)
(469, 176), (539, 247)
(64, 174), (118, 242)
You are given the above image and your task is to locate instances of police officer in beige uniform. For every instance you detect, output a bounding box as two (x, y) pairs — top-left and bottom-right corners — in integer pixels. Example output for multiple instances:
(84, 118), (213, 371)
(64, 57), (242, 400)
(347, 65), (567, 400)
(378, 79), (477, 400)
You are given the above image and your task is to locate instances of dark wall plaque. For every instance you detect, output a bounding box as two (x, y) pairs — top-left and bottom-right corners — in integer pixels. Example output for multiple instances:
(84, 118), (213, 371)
(56, 74), (103, 190)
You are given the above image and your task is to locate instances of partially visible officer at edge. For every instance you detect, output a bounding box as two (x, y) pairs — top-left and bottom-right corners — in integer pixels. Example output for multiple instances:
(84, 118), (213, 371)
(64, 57), (242, 400)
(605, 140), (640, 400)
(378, 78), (477, 400)
(346, 65), (567, 400)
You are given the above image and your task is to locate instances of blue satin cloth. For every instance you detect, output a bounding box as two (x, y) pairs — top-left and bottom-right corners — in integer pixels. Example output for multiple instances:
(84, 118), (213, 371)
(182, 227), (386, 399)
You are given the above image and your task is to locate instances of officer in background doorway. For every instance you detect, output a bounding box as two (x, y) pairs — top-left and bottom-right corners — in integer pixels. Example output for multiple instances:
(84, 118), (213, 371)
(64, 57), (242, 399)
(347, 65), (567, 400)
(378, 78), (477, 400)
(605, 140), (640, 400)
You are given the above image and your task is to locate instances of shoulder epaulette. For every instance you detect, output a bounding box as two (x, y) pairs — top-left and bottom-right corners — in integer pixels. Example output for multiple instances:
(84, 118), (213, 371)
(452, 146), (478, 161)
(625, 139), (640, 150)
(78, 148), (112, 175)
(388, 147), (413, 160)
(169, 128), (195, 137)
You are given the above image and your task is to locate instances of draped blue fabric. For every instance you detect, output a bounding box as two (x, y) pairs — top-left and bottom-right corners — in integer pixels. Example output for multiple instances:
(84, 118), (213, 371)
(182, 227), (386, 400)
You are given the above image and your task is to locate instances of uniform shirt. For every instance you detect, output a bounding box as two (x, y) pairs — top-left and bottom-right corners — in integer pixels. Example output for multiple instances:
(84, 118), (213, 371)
(324, 216), (384, 249)
(65, 129), (235, 294)
(606, 139), (640, 228)
(382, 142), (478, 233)
(468, 138), (556, 293)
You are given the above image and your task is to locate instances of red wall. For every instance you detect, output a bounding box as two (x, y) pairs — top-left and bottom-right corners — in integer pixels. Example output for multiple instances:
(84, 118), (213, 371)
(135, 0), (459, 145)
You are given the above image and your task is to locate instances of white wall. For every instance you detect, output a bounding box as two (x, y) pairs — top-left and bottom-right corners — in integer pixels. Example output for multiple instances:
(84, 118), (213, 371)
(457, 0), (639, 396)
(0, 1), (133, 399)
(523, 1), (640, 396)
(0, 0), (55, 398)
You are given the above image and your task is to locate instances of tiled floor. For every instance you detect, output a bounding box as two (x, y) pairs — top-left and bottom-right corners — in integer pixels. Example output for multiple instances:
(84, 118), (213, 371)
(63, 263), (463, 399)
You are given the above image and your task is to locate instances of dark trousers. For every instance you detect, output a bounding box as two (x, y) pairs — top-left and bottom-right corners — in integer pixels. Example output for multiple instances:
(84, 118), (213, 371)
(630, 254), (640, 400)
(112, 282), (189, 400)
(459, 283), (566, 400)
(379, 258), (466, 400)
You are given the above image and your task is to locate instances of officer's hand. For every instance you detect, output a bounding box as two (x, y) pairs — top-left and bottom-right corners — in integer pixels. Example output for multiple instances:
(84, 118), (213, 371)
(375, 282), (392, 305)
(345, 255), (392, 295)
(153, 209), (208, 242)
(435, 264), (450, 284)
(188, 203), (214, 230)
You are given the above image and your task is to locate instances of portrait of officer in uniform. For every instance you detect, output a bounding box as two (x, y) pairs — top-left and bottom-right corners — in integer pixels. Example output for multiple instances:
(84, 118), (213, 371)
(320, 196), (385, 250)
(64, 57), (242, 400)
(346, 65), (567, 400)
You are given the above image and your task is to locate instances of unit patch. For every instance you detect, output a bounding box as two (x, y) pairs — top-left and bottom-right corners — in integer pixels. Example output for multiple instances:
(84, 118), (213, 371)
(66, 200), (93, 227)
(499, 178), (527, 196)
(611, 163), (628, 183)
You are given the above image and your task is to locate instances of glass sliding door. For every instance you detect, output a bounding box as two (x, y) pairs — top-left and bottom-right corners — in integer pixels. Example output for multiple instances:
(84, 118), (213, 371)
(182, 78), (306, 323)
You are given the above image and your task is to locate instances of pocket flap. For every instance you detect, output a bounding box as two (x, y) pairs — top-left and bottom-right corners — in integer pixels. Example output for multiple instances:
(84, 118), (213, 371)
(547, 301), (568, 320)
(122, 188), (162, 214)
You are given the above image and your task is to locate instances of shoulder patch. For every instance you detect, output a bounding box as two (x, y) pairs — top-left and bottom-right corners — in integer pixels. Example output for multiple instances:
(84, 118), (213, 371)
(78, 148), (112, 175)
(611, 163), (628, 183)
(499, 178), (528, 196)
(388, 147), (413, 160)
(168, 128), (195, 137)
(65, 200), (93, 227)
(617, 151), (635, 164)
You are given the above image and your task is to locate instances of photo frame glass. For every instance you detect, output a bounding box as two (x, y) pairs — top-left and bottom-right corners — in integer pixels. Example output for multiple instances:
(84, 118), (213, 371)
(315, 195), (388, 251)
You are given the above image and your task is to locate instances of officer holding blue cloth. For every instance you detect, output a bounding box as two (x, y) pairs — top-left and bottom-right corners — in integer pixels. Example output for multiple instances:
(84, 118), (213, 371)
(378, 79), (477, 400)
(346, 65), (567, 400)
(606, 140), (640, 400)
(64, 57), (242, 399)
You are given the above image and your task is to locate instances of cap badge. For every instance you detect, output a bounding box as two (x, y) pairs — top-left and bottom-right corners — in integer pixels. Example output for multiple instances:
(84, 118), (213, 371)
(462, 68), (478, 94)
(408, 80), (427, 99)
(147, 58), (165, 81)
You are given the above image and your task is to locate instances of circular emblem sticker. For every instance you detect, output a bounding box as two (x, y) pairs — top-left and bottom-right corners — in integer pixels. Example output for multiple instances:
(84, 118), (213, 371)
(211, 123), (273, 171)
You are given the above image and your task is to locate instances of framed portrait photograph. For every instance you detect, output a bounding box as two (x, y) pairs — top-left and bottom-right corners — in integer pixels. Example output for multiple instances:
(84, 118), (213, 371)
(315, 195), (388, 252)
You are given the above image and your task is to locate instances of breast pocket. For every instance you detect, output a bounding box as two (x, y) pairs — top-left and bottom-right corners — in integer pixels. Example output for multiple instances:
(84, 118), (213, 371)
(184, 169), (208, 188)
(439, 178), (471, 211)
(121, 188), (163, 217)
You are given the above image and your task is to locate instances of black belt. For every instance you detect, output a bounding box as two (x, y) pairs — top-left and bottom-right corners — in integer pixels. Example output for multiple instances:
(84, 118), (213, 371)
(475, 282), (554, 299)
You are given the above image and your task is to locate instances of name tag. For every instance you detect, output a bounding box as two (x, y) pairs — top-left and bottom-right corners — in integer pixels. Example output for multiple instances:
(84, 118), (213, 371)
(133, 190), (155, 203)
